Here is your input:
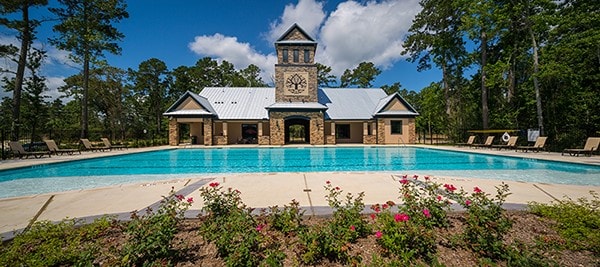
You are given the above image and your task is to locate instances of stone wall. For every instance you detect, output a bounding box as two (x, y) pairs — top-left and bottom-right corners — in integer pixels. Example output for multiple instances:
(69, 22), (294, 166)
(408, 119), (416, 143)
(213, 136), (227, 145)
(363, 135), (377, 144)
(269, 111), (324, 145)
(274, 65), (318, 102)
(259, 136), (270, 145)
(377, 119), (386, 144)
(168, 119), (179, 146)
(203, 118), (213, 146)
(326, 135), (336, 144)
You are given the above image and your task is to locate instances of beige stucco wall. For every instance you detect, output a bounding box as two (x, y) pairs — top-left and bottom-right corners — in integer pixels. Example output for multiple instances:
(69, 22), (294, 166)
(190, 122), (203, 144)
(178, 98), (202, 110)
(227, 122), (243, 144)
(378, 118), (415, 144)
(383, 98), (408, 111)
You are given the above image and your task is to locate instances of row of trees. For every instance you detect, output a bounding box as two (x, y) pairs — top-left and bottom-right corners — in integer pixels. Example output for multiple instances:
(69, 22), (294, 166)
(403, 0), (600, 149)
(2, 0), (598, 150)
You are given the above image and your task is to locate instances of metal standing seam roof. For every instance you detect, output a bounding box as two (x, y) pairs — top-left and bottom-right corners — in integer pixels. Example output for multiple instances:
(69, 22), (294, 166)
(166, 87), (418, 120)
(198, 87), (275, 120)
(319, 88), (389, 120)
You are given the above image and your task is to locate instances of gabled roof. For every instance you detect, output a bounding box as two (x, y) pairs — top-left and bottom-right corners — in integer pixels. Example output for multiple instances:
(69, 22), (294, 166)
(275, 23), (316, 44)
(165, 88), (418, 120)
(318, 88), (386, 120)
(163, 91), (216, 117)
(373, 92), (419, 117)
(199, 87), (275, 120)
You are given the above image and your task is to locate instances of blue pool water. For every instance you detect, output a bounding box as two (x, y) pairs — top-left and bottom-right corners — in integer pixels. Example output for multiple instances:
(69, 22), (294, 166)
(1, 147), (599, 198)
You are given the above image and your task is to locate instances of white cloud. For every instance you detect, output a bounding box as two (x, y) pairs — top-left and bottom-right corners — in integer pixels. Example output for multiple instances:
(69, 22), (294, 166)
(265, 0), (326, 43)
(188, 0), (421, 83)
(188, 33), (277, 83)
(318, 0), (421, 76)
(44, 76), (67, 101)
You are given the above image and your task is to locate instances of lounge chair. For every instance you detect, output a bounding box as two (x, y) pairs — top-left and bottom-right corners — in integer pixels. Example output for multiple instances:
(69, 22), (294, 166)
(456, 136), (476, 147)
(44, 140), (81, 155)
(9, 141), (51, 159)
(80, 138), (106, 152)
(472, 136), (495, 149)
(101, 138), (127, 150)
(492, 136), (518, 150)
(516, 136), (547, 153)
(562, 137), (600, 157)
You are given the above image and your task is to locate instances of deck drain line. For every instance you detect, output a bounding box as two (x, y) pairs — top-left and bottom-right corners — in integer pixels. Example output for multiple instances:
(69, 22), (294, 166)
(303, 174), (316, 216)
(26, 195), (55, 232)
(533, 184), (560, 202)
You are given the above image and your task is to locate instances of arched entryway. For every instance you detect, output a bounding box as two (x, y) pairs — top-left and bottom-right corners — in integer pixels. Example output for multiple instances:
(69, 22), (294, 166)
(285, 116), (310, 144)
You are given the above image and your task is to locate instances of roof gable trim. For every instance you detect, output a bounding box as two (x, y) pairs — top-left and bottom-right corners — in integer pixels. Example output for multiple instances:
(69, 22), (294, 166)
(276, 23), (315, 42)
(375, 93), (419, 116)
(164, 91), (216, 117)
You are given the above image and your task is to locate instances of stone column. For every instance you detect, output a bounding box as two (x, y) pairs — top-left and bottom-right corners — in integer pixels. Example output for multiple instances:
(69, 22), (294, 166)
(408, 118), (416, 144)
(168, 118), (179, 146)
(270, 114), (285, 145)
(377, 118), (386, 144)
(310, 114), (324, 145)
(203, 117), (213, 146)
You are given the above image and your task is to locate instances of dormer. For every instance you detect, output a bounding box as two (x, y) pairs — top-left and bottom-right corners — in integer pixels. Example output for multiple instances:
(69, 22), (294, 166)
(275, 23), (317, 65)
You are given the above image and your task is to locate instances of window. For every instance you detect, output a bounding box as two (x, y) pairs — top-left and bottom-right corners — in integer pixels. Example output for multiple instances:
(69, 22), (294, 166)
(293, 49), (299, 62)
(304, 49), (310, 63)
(282, 49), (288, 62)
(336, 124), (350, 139)
(391, 120), (403, 134)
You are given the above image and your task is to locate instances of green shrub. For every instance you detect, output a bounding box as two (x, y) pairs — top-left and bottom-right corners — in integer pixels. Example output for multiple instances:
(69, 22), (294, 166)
(369, 176), (451, 264)
(268, 199), (305, 235)
(447, 182), (512, 260)
(198, 182), (285, 266)
(0, 217), (116, 266)
(121, 188), (193, 266)
(398, 175), (452, 228)
(528, 191), (600, 255)
(297, 181), (367, 265)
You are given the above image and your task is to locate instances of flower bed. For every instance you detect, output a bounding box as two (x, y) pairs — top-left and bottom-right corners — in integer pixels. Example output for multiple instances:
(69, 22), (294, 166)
(1, 177), (598, 266)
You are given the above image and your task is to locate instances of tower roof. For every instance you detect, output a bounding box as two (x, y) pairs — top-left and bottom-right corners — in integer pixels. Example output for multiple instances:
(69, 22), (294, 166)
(275, 23), (316, 44)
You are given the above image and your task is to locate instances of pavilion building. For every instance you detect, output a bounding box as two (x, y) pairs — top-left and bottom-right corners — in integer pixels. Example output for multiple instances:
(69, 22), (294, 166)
(164, 24), (419, 146)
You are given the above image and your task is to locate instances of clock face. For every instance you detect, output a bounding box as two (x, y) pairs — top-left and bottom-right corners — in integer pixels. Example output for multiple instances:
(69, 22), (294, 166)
(285, 73), (308, 95)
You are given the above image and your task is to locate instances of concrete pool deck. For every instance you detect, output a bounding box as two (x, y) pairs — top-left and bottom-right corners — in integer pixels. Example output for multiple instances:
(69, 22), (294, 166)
(1, 145), (599, 240)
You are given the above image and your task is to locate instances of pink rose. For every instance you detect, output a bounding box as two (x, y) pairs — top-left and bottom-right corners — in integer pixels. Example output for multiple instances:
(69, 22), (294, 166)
(423, 209), (431, 218)
(394, 213), (409, 222)
(375, 231), (382, 239)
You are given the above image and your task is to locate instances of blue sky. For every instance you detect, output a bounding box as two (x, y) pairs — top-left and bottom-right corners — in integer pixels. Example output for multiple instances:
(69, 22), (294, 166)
(1, 0), (443, 99)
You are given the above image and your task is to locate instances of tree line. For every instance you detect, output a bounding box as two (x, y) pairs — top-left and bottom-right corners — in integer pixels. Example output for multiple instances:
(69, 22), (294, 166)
(2, 0), (598, 150)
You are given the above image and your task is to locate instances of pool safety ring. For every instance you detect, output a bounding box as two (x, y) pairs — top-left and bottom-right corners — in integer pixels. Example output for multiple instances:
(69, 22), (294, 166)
(502, 132), (510, 142)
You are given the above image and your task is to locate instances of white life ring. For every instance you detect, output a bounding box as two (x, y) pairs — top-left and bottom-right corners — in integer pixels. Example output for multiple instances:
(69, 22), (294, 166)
(501, 132), (510, 142)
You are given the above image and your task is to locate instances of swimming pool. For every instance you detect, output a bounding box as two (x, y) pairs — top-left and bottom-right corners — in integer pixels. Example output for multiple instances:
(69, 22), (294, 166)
(1, 147), (599, 198)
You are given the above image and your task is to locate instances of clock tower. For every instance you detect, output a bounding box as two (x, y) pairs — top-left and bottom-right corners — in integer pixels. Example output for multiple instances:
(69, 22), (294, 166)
(274, 24), (318, 102)
(268, 24), (325, 145)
